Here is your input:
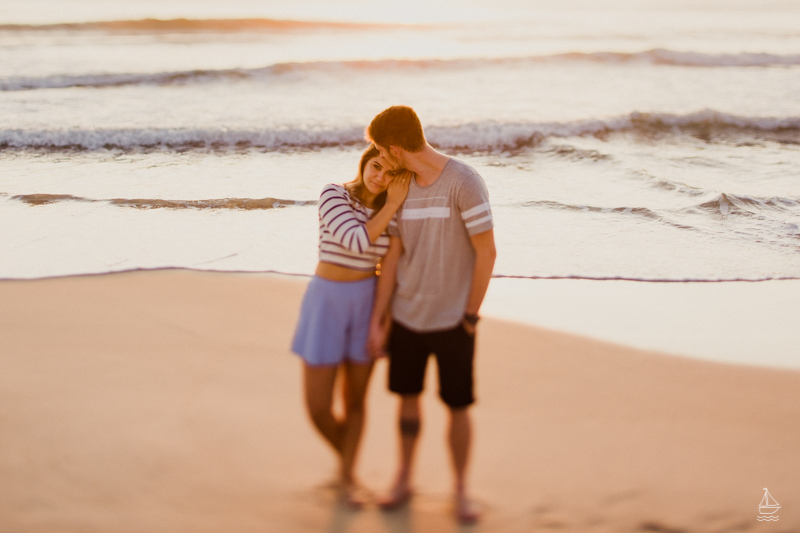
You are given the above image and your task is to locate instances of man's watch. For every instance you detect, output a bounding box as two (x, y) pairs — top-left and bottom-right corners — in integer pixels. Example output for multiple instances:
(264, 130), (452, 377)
(463, 313), (480, 326)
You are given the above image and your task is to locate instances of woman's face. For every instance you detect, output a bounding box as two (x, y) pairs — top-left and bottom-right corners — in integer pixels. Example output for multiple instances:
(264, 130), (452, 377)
(362, 155), (393, 196)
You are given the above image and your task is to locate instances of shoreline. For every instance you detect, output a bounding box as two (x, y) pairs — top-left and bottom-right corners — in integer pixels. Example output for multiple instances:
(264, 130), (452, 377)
(5, 267), (797, 369)
(1, 269), (798, 531)
(4, 265), (799, 284)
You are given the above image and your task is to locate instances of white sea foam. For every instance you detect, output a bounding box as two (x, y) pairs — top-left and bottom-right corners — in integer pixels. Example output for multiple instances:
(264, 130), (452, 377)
(4, 50), (799, 91)
(2, 110), (798, 151)
(0, 125), (365, 150)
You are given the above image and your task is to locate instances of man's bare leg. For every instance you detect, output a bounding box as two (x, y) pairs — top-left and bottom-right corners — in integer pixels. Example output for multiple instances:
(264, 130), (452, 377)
(449, 406), (480, 523)
(379, 393), (421, 509)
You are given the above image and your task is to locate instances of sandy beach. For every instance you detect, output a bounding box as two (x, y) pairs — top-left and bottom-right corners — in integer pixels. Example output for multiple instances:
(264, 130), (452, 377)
(1, 269), (798, 533)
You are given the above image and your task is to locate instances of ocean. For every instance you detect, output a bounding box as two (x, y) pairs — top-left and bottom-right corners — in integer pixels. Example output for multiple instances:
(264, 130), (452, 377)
(2, 0), (799, 284)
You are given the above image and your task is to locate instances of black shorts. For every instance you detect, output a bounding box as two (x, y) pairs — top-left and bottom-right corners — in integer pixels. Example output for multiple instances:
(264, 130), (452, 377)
(387, 320), (475, 408)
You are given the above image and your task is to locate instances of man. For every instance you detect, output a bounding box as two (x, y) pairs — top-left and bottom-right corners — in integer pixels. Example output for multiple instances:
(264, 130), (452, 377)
(365, 105), (496, 524)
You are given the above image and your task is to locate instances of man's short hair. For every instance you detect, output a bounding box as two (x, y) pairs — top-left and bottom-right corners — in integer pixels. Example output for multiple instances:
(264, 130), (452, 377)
(366, 105), (426, 153)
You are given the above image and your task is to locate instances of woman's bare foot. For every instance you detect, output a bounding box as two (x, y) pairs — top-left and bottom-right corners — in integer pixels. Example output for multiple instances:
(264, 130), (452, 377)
(455, 493), (481, 525)
(339, 482), (370, 510)
(377, 480), (413, 511)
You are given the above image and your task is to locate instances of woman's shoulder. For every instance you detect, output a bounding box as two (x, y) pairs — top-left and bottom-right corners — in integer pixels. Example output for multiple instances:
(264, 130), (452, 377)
(319, 182), (351, 199)
(319, 183), (364, 216)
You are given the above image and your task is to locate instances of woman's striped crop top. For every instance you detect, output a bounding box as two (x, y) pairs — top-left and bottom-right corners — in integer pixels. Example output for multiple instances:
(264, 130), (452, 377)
(317, 183), (389, 272)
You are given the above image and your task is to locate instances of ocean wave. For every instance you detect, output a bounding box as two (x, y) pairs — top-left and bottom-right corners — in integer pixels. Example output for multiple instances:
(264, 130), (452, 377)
(692, 192), (800, 218)
(0, 18), (401, 34)
(514, 194), (800, 227)
(2, 110), (799, 152)
(541, 144), (611, 161)
(7, 193), (315, 210)
(514, 199), (696, 231)
(581, 49), (800, 67)
(517, 199), (661, 219)
(4, 49), (799, 91)
(648, 177), (708, 197)
(511, 194), (800, 248)
(1, 70), (255, 91)
(0, 126), (365, 151)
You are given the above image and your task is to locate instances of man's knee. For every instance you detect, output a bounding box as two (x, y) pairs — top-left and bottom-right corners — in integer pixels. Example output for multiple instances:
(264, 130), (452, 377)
(447, 405), (471, 421)
(440, 382), (475, 409)
(398, 394), (421, 437)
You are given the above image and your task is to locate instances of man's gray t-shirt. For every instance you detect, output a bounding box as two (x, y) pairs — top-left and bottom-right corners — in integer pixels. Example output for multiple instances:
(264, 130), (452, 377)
(388, 158), (494, 332)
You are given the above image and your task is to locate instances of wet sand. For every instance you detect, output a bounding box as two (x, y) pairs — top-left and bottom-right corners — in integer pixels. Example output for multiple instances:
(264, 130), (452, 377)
(0, 269), (798, 532)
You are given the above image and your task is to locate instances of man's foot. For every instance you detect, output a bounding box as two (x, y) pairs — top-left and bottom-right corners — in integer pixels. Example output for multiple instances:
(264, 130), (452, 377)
(455, 494), (481, 525)
(377, 481), (413, 511)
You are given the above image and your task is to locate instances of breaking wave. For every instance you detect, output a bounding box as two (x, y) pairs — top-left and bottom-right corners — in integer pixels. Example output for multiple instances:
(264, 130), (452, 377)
(3, 49), (799, 91)
(514, 194), (800, 225)
(693, 192), (800, 218)
(517, 199), (661, 219)
(2, 110), (798, 152)
(7, 193), (315, 210)
(509, 191), (800, 249)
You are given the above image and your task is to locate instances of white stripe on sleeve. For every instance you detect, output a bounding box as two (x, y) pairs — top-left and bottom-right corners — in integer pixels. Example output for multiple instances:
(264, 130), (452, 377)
(464, 214), (493, 229)
(460, 202), (491, 220)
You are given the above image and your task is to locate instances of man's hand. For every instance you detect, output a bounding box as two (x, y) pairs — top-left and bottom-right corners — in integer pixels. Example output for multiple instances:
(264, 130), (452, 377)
(461, 319), (476, 337)
(367, 319), (389, 359)
(368, 236), (403, 359)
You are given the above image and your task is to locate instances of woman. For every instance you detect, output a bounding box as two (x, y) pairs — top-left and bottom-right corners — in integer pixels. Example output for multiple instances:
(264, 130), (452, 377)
(291, 144), (410, 507)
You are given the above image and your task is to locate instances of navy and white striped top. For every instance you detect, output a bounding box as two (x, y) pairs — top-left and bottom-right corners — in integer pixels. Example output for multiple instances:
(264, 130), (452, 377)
(318, 183), (390, 272)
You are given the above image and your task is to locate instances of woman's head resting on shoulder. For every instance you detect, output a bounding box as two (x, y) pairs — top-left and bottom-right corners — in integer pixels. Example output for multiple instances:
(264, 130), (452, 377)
(346, 144), (396, 209)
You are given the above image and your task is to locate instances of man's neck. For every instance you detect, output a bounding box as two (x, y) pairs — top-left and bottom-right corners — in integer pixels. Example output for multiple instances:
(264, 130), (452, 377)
(404, 145), (450, 187)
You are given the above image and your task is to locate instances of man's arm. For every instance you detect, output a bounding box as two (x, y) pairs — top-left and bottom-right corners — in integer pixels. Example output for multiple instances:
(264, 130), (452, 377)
(367, 235), (403, 358)
(463, 229), (497, 335)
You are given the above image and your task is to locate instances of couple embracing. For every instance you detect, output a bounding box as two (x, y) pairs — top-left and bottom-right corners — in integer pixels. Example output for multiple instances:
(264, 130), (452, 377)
(291, 105), (496, 524)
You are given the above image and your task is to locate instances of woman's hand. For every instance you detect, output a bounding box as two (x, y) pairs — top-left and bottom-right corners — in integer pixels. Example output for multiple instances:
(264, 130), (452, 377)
(385, 170), (413, 208)
(362, 171), (412, 244)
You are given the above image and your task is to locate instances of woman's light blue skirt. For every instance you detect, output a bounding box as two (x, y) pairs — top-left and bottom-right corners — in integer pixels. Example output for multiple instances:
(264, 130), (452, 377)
(291, 275), (376, 366)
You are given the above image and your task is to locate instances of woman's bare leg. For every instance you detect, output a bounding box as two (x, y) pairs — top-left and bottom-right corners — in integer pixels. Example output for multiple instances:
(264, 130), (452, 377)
(303, 364), (344, 454)
(339, 360), (374, 483)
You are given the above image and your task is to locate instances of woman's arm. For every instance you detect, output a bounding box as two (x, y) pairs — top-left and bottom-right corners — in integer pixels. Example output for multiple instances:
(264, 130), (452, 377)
(318, 174), (411, 253)
(318, 185), (373, 254)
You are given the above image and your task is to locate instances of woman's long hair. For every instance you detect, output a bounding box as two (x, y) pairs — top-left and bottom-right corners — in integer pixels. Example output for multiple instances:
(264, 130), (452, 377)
(345, 144), (387, 213)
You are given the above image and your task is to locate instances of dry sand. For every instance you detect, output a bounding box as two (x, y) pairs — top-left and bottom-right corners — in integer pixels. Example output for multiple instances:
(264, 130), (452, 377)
(0, 269), (797, 533)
